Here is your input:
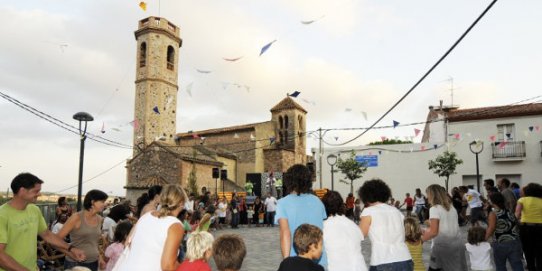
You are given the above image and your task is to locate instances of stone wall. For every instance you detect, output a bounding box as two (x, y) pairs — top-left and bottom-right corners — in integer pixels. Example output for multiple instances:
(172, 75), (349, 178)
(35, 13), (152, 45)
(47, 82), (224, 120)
(127, 147), (181, 185)
(263, 149), (296, 173)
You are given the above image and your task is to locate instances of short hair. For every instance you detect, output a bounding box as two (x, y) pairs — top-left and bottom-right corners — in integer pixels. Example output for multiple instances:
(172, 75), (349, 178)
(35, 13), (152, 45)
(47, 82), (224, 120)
(186, 231), (214, 261)
(358, 178), (391, 205)
(83, 190), (108, 210)
(321, 191), (345, 216)
(467, 226), (486, 245)
(488, 192), (505, 210)
(107, 204), (130, 222)
(404, 217), (422, 243)
(213, 234), (246, 271)
(426, 184), (451, 211)
(158, 184), (187, 218)
(11, 173), (44, 194)
(523, 183), (542, 198)
(459, 186), (469, 193)
(500, 178), (510, 188)
(483, 179), (495, 187)
(57, 196), (67, 205)
(293, 224), (323, 255)
(114, 221), (133, 243)
(511, 182), (520, 189)
(284, 164), (313, 195)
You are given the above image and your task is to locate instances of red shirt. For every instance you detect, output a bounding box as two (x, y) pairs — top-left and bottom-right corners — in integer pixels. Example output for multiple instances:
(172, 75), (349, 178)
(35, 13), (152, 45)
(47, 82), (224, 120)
(346, 196), (355, 209)
(404, 197), (413, 207)
(176, 259), (211, 271)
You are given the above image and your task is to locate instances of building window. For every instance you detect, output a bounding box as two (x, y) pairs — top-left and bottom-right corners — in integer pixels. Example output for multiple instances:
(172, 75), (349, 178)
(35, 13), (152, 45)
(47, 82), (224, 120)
(497, 124), (515, 141)
(167, 46), (175, 70)
(139, 42), (147, 67)
(279, 116), (283, 129)
(298, 115), (303, 130)
(284, 116), (289, 129)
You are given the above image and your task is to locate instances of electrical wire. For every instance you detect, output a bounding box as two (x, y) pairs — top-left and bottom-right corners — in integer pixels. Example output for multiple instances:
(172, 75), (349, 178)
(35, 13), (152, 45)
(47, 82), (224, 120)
(54, 158), (128, 193)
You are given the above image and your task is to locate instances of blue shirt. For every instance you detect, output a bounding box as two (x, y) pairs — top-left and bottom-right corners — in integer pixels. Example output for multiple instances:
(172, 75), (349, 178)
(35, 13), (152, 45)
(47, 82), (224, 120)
(275, 193), (327, 266)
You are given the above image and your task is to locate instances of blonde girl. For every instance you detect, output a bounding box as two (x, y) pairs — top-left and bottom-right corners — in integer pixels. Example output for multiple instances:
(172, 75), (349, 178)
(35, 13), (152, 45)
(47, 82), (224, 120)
(404, 217), (424, 271)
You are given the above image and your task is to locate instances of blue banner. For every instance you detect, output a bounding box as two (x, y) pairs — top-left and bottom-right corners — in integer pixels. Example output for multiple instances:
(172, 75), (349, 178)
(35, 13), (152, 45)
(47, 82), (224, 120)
(355, 155), (378, 167)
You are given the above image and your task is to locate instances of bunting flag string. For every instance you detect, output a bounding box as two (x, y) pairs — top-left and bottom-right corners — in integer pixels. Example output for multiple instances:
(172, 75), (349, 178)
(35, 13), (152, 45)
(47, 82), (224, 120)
(414, 128), (421, 137)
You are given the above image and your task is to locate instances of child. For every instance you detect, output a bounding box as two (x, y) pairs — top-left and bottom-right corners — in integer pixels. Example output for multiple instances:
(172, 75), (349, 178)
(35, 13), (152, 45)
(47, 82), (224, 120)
(404, 217), (425, 271)
(176, 231), (214, 271)
(278, 224), (325, 271)
(400, 193), (414, 217)
(465, 226), (493, 271)
(104, 221), (132, 271)
(213, 234), (246, 271)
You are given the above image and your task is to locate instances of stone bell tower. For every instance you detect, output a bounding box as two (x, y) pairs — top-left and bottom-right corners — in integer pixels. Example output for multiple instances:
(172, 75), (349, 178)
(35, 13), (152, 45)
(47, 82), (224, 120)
(133, 17), (182, 155)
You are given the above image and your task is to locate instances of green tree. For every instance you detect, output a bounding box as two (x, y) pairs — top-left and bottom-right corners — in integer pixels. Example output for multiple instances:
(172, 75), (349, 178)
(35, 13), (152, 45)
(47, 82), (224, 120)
(336, 151), (368, 194)
(428, 150), (463, 192)
(187, 163), (199, 197)
(368, 139), (412, 145)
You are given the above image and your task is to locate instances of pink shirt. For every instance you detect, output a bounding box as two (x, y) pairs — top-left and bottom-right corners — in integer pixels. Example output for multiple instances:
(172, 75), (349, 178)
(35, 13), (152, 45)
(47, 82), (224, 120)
(176, 259), (211, 271)
(105, 242), (125, 271)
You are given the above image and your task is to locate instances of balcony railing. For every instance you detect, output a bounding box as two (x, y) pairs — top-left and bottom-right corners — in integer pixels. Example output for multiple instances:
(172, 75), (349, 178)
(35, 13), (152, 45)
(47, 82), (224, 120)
(491, 141), (526, 160)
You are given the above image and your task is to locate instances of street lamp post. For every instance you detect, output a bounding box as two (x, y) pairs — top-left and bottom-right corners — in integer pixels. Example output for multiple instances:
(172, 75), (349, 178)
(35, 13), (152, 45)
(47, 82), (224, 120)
(73, 112), (94, 211)
(469, 140), (484, 193)
(327, 154), (337, 191)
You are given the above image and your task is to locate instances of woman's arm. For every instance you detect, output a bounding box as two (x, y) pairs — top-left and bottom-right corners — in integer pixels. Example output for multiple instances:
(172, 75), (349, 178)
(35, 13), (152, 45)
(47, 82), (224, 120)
(421, 218), (440, 241)
(161, 223), (183, 271)
(515, 202), (523, 221)
(359, 215), (371, 237)
(278, 218), (291, 259)
(485, 211), (496, 241)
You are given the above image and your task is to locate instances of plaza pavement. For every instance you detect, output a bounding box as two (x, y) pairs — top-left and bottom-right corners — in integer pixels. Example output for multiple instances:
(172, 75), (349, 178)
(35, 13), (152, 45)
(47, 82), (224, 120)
(208, 224), (471, 271)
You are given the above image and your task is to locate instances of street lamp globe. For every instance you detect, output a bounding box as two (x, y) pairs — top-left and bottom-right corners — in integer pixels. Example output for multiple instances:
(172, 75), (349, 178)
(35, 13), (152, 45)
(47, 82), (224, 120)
(327, 154), (337, 166)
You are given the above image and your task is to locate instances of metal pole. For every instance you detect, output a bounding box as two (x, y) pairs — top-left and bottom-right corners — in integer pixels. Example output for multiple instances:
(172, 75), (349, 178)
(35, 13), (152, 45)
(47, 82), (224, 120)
(77, 134), (86, 211)
(475, 153), (480, 193)
(331, 165), (334, 191)
(318, 128), (323, 189)
(215, 178), (218, 196)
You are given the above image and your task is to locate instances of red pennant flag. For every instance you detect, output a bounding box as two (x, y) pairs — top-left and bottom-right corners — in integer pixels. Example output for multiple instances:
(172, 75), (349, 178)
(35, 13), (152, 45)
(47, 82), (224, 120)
(454, 133), (460, 140)
(489, 135), (496, 142)
(192, 133), (200, 139)
(380, 136), (387, 142)
(421, 146), (426, 151)
(536, 125), (541, 132)
(414, 128), (421, 137)
(498, 141), (507, 149)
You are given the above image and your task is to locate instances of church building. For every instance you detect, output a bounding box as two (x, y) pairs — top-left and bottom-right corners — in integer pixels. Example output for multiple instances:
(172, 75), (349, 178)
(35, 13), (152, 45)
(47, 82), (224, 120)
(125, 17), (309, 201)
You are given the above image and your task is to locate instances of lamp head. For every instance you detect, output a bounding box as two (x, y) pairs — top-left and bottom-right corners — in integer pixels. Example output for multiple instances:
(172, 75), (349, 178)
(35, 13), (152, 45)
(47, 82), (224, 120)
(73, 112), (94, 122)
(327, 154), (338, 166)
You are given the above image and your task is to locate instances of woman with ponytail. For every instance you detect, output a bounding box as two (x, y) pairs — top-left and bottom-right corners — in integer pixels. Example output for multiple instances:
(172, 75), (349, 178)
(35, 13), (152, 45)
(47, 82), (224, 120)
(115, 184), (187, 271)
(136, 185), (163, 218)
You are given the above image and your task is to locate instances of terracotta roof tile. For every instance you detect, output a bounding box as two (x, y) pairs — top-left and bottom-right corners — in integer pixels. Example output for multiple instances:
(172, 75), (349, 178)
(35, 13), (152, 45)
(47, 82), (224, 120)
(176, 122), (265, 137)
(270, 96), (307, 113)
(447, 103), (542, 122)
(126, 176), (168, 189)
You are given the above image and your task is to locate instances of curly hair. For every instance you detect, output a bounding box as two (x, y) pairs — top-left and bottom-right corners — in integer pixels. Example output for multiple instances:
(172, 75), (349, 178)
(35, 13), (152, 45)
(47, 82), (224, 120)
(284, 164), (313, 195)
(357, 178), (391, 205)
(523, 182), (542, 198)
(322, 190), (345, 216)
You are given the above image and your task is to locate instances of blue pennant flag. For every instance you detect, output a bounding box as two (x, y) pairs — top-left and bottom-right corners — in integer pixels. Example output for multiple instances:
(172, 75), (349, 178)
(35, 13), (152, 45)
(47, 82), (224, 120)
(153, 106), (160, 114)
(393, 120), (400, 128)
(270, 136), (276, 144)
(529, 126), (534, 132)
(289, 91), (301, 98)
(434, 144), (438, 149)
(260, 40), (277, 56)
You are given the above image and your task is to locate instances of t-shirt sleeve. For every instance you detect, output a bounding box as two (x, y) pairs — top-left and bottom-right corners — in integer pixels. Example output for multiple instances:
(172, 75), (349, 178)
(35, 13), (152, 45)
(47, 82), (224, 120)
(275, 200), (286, 224)
(360, 206), (372, 217)
(36, 206), (48, 234)
(429, 206), (440, 220)
(105, 245), (113, 258)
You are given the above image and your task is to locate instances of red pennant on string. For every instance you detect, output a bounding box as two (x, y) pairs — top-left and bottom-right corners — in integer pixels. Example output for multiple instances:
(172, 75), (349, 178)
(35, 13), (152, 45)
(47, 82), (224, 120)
(489, 135), (496, 142)
(414, 128), (421, 137)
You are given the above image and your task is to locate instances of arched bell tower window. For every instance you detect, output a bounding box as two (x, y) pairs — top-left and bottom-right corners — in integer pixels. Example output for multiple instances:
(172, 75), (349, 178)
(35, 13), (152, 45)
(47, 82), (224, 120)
(284, 116), (289, 129)
(139, 42), (147, 67)
(167, 46), (175, 70)
(279, 116), (283, 129)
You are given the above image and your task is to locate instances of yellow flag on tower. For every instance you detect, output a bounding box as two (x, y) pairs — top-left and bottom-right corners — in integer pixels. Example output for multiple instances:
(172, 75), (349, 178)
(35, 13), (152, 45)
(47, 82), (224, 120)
(139, 2), (147, 11)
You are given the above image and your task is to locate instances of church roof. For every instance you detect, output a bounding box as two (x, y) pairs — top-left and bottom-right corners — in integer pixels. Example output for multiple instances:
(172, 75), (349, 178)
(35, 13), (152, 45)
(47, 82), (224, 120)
(176, 121), (267, 137)
(270, 96), (307, 113)
(447, 103), (542, 122)
(130, 141), (223, 166)
(125, 175), (168, 189)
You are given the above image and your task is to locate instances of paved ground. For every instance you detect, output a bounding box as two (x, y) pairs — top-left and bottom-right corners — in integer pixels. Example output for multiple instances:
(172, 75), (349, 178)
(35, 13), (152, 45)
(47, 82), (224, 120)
(207, 224), (472, 271)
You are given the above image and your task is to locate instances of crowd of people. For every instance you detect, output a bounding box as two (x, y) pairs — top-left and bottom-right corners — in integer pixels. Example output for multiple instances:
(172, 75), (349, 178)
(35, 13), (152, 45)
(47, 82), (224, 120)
(0, 169), (541, 271)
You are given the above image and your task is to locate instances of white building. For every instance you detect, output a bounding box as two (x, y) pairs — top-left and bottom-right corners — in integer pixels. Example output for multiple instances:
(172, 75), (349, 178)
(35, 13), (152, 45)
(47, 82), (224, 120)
(314, 103), (542, 199)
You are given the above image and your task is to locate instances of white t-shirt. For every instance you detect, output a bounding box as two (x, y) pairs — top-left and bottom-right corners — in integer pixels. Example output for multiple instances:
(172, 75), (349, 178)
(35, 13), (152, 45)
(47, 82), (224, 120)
(361, 203), (411, 266)
(102, 216), (117, 242)
(429, 205), (460, 242)
(184, 200), (194, 213)
(324, 215), (368, 271)
(264, 196), (277, 212)
(414, 195), (425, 206)
(465, 242), (493, 270)
(218, 202), (227, 218)
(116, 213), (180, 271)
(52, 222), (64, 234)
(464, 189), (483, 208)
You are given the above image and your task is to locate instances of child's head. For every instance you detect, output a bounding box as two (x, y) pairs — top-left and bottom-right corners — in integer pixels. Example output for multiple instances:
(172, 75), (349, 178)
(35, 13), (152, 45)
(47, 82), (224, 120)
(293, 224), (323, 260)
(186, 231), (214, 262)
(406, 193), (410, 197)
(212, 234), (246, 271)
(404, 217), (422, 243)
(467, 226), (486, 245)
(114, 221), (133, 243)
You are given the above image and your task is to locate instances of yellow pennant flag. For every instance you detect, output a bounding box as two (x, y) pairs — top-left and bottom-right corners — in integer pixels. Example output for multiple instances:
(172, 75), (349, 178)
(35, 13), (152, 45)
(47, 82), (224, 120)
(139, 2), (147, 11)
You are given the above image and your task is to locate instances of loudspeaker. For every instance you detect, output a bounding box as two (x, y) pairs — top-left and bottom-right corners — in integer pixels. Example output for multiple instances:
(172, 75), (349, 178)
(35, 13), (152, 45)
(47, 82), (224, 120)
(220, 169), (228, 180)
(212, 168), (219, 179)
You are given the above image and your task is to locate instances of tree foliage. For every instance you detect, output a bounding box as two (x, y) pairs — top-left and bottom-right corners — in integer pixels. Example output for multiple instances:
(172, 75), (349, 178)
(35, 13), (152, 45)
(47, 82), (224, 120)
(368, 139), (412, 145)
(336, 151), (368, 193)
(187, 163), (199, 197)
(428, 150), (463, 191)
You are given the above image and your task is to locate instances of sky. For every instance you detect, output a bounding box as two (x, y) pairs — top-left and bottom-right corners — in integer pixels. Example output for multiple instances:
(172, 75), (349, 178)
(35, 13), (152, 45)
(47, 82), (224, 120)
(1, 0), (541, 196)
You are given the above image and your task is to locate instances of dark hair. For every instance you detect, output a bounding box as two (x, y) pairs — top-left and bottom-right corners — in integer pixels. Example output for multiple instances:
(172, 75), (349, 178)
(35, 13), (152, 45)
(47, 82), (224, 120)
(57, 196), (67, 206)
(322, 191), (345, 216)
(83, 190), (108, 210)
(177, 209), (188, 220)
(484, 179), (495, 187)
(148, 185), (163, 200)
(293, 224), (323, 255)
(190, 210), (202, 224)
(213, 234), (246, 271)
(488, 192), (505, 210)
(511, 182), (520, 189)
(523, 183), (542, 198)
(500, 178), (510, 188)
(459, 186), (469, 193)
(467, 226), (486, 245)
(114, 221), (133, 243)
(358, 178), (391, 205)
(136, 185), (163, 217)
(11, 173), (44, 194)
(284, 164), (312, 195)
(107, 204), (130, 222)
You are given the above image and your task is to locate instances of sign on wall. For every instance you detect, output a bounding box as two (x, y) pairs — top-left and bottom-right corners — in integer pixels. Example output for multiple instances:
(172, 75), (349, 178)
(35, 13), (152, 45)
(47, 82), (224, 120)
(355, 155), (378, 167)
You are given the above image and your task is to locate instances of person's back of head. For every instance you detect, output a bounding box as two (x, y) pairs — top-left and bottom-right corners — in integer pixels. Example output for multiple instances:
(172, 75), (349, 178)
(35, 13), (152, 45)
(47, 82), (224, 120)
(358, 178), (391, 205)
(158, 184), (187, 218)
(404, 217), (422, 243)
(114, 221), (133, 243)
(186, 231), (214, 262)
(467, 226), (486, 245)
(484, 179), (495, 187)
(321, 191), (345, 217)
(293, 224), (323, 260)
(284, 164), (312, 195)
(11, 172), (43, 194)
(213, 234), (246, 271)
(523, 183), (542, 198)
